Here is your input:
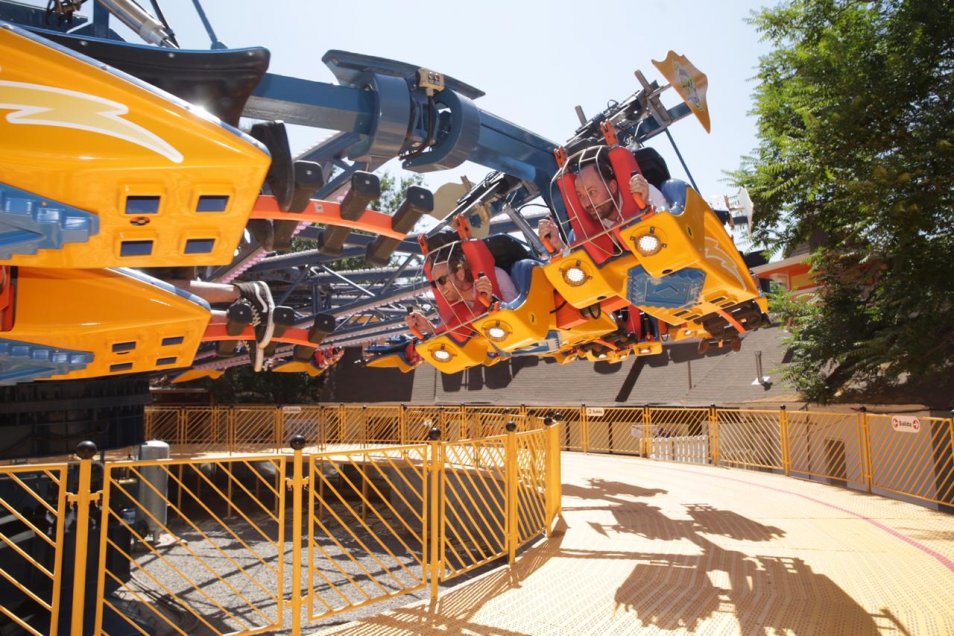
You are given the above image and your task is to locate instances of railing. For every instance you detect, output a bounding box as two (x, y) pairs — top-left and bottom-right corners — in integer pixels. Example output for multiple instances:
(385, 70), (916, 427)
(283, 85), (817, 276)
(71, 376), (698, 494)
(2, 403), (949, 634)
(141, 404), (953, 511)
(0, 420), (561, 635)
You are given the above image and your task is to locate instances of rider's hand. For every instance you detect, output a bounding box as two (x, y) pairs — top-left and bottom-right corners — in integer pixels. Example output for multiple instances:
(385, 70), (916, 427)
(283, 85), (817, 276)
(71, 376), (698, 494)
(473, 275), (493, 301)
(537, 217), (565, 253)
(629, 173), (651, 210)
(405, 311), (433, 336)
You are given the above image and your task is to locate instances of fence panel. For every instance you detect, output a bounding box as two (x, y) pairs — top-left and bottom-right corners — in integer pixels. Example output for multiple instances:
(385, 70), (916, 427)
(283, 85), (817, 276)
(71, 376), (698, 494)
(867, 414), (954, 507)
(232, 407), (279, 453)
(559, 407), (586, 451)
(514, 431), (547, 547)
(649, 408), (710, 463)
(0, 464), (67, 636)
(586, 407), (643, 455)
(338, 406), (367, 446)
(180, 407), (222, 455)
(145, 407), (180, 445)
(525, 407), (566, 436)
(787, 410), (865, 487)
(464, 406), (519, 439)
(717, 409), (783, 471)
(365, 406), (401, 444)
(405, 406), (444, 444)
(97, 456), (285, 635)
(307, 445), (427, 620)
(440, 436), (508, 581)
(280, 406), (325, 451)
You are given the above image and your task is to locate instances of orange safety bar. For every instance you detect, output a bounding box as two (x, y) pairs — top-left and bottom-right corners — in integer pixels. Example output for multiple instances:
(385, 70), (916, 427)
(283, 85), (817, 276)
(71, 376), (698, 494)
(249, 195), (404, 240)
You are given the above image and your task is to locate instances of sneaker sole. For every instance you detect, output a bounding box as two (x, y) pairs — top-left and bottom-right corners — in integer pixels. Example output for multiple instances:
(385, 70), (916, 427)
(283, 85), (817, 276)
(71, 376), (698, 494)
(253, 281), (276, 348)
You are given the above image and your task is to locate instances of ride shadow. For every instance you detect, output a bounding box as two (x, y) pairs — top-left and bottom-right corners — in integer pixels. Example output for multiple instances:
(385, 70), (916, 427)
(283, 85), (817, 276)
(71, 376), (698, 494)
(613, 541), (879, 634)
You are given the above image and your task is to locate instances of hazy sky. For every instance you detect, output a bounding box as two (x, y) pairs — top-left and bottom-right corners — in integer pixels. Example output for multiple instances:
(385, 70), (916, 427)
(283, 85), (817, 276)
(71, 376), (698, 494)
(76, 0), (773, 200)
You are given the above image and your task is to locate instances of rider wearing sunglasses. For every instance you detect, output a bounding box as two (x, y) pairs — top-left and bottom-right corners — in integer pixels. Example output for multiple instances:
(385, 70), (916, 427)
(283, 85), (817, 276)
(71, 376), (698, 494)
(405, 243), (518, 337)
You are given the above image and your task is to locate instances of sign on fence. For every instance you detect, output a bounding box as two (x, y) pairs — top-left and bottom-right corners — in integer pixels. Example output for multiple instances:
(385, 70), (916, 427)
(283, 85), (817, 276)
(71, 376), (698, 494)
(586, 407), (605, 417)
(890, 415), (921, 434)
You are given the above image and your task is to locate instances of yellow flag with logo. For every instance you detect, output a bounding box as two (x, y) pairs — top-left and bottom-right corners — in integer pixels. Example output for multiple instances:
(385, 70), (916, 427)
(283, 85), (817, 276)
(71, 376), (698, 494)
(652, 51), (711, 133)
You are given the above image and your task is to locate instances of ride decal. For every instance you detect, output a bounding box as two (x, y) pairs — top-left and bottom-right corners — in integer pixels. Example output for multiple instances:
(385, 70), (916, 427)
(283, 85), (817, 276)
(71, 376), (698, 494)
(0, 80), (183, 163)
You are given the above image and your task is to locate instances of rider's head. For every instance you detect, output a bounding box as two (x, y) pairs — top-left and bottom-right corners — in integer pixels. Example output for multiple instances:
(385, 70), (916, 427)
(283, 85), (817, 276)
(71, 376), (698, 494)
(427, 246), (472, 304)
(571, 150), (621, 223)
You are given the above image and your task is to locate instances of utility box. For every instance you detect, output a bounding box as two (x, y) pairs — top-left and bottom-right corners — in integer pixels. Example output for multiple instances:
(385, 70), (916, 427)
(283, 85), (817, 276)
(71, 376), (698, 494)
(137, 440), (169, 536)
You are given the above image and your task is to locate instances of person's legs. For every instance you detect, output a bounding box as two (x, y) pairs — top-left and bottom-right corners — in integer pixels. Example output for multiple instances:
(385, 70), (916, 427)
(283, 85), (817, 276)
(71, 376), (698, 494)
(174, 280), (275, 371)
(170, 280), (241, 304)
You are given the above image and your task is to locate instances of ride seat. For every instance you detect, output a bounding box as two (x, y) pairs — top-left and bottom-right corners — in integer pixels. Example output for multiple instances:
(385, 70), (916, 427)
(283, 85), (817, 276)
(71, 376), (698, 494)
(556, 145), (649, 265)
(501, 259), (545, 310)
(423, 238), (503, 342)
(659, 179), (689, 214)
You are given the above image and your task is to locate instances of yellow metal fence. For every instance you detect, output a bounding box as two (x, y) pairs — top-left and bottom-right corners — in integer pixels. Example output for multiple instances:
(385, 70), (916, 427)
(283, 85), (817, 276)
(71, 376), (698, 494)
(142, 404), (954, 511)
(0, 420), (561, 635)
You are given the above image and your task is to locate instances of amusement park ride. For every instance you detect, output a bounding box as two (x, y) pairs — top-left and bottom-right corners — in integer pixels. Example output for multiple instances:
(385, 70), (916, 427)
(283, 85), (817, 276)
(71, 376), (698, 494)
(0, 0), (770, 388)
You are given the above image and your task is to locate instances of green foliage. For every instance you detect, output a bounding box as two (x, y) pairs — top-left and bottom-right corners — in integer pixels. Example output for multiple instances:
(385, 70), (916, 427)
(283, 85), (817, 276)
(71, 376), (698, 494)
(209, 362), (326, 404)
(733, 0), (954, 402)
(289, 171), (425, 270)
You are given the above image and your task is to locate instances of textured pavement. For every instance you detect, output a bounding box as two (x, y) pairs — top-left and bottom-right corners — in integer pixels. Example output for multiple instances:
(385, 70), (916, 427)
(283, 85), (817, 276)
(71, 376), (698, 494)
(320, 452), (954, 635)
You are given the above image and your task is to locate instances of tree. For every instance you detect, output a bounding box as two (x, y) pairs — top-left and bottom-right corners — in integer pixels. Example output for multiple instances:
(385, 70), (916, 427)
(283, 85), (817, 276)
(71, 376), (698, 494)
(735, 0), (954, 403)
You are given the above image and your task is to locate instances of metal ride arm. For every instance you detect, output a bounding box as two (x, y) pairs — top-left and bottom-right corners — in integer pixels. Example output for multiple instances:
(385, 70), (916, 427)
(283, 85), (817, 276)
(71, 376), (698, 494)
(3, 0), (706, 376)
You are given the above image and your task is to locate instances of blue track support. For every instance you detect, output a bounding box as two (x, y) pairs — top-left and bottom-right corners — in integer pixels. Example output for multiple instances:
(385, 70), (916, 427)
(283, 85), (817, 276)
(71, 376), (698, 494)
(0, 184), (99, 261)
(0, 339), (94, 385)
(245, 74), (376, 133)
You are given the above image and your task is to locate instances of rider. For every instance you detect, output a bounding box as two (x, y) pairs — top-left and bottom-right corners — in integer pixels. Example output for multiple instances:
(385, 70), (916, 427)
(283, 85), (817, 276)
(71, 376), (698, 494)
(405, 240), (518, 337)
(538, 149), (667, 252)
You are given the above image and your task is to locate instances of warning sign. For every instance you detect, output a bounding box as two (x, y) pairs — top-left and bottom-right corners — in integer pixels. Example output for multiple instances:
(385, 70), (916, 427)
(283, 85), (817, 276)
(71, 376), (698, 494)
(891, 415), (921, 434)
(585, 407), (605, 417)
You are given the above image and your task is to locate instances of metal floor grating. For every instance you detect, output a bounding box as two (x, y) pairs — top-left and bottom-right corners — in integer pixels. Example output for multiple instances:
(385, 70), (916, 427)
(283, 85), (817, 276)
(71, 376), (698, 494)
(320, 452), (954, 635)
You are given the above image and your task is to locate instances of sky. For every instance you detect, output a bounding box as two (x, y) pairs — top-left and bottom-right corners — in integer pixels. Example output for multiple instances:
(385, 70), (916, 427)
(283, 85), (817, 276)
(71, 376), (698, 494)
(69, 0), (773, 202)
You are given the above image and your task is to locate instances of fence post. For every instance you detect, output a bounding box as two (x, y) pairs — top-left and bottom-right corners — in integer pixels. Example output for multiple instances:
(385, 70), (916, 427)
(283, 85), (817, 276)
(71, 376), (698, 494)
(399, 404), (407, 445)
(581, 404), (589, 453)
(505, 421), (518, 565)
(779, 405), (791, 476)
(226, 407), (235, 454)
(69, 441), (97, 636)
(710, 404), (720, 466)
(337, 403), (346, 444)
(642, 405), (653, 458)
(543, 415), (562, 535)
(427, 426), (443, 603)
(362, 405), (369, 446)
(859, 406), (872, 493)
(288, 435), (307, 634)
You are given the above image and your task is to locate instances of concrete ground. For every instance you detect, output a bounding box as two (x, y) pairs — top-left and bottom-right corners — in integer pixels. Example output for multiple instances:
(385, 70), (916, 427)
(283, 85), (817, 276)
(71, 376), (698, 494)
(320, 452), (954, 635)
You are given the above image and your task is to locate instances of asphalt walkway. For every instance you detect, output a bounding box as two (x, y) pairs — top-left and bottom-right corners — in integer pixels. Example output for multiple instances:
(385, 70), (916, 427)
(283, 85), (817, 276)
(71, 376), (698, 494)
(321, 452), (954, 635)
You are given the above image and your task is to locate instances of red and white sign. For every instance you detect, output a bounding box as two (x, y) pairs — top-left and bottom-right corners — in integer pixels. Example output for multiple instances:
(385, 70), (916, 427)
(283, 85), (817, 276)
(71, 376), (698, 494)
(891, 415), (921, 434)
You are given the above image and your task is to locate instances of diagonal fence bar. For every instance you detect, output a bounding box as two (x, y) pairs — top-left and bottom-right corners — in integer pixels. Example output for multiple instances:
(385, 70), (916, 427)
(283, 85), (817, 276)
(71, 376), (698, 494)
(307, 445), (428, 621)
